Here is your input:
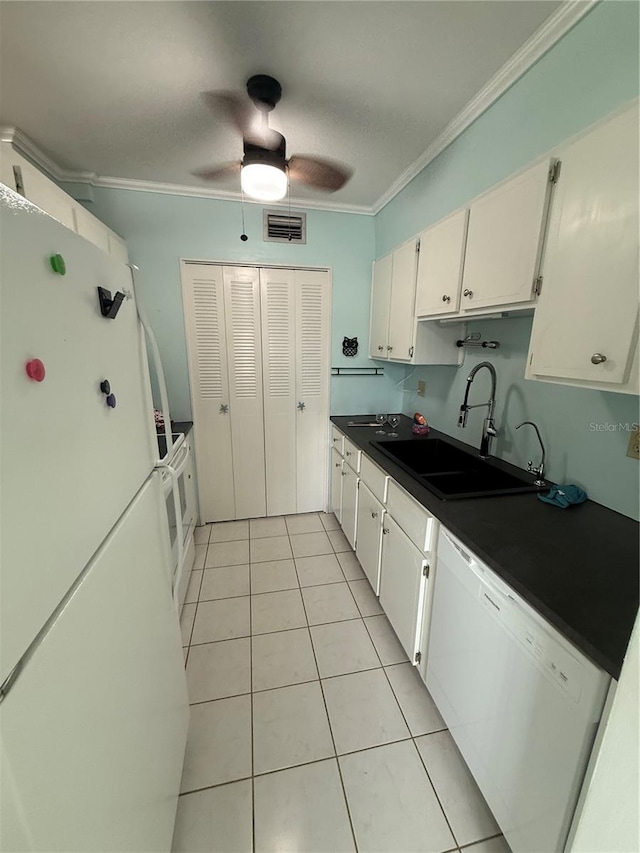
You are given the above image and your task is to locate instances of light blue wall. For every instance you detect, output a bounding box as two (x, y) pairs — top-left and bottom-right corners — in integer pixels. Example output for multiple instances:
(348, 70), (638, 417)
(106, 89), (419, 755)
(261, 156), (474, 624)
(376, 0), (640, 520)
(81, 190), (405, 418)
(402, 317), (640, 520)
(375, 0), (640, 254)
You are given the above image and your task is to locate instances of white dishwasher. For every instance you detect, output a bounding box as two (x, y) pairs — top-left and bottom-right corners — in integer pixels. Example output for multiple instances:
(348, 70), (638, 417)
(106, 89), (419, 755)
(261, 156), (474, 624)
(426, 528), (610, 853)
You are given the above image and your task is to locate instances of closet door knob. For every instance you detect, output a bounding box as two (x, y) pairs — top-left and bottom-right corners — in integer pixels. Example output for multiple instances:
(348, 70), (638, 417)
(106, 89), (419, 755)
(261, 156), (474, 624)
(590, 353), (607, 365)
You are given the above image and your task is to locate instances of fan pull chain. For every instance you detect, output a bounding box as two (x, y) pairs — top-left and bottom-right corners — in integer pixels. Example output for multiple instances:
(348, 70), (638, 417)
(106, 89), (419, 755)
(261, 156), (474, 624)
(240, 187), (248, 242)
(287, 171), (292, 241)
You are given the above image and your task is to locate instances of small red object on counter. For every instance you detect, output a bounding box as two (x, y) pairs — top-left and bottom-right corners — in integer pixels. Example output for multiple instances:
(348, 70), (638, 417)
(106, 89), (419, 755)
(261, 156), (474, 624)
(25, 358), (46, 382)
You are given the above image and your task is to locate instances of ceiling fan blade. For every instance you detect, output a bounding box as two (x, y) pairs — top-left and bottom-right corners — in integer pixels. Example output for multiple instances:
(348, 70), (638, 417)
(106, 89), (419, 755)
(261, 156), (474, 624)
(202, 90), (281, 150)
(287, 156), (352, 191)
(192, 162), (241, 181)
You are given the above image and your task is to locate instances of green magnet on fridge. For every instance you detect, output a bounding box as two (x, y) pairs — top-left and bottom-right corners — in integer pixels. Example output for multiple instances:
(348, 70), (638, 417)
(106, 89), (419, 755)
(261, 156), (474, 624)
(50, 253), (66, 275)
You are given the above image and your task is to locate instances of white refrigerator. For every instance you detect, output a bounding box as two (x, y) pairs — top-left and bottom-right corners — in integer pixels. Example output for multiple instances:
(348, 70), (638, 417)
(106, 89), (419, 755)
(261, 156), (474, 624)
(0, 186), (189, 851)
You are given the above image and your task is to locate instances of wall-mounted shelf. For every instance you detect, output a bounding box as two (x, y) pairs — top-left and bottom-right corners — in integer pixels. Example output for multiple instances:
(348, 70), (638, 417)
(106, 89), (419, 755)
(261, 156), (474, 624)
(331, 366), (384, 377)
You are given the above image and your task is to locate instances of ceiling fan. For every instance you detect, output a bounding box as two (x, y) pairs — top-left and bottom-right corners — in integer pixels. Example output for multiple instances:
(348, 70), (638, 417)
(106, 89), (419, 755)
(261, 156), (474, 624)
(194, 74), (353, 202)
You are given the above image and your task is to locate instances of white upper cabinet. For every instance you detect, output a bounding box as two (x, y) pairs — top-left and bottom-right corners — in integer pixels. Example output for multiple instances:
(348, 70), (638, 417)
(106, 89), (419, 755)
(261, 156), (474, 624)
(387, 239), (419, 360)
(1, 143), (128, 263)
(526, 104), (639, 393)
(460, 159), (554, 312)
(415, 209), (469, 317)
(370, 240), (461, 365)
(369, 252), (393, 358)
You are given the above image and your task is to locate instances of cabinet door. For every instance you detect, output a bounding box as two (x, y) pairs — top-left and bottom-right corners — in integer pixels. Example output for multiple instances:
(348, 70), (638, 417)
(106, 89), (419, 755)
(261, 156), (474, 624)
(295, 269), (331, 513)
(379, 514), (428, 663)
(528, 106), (639, 386)
(415, 209), (468, 317)
(369, 253), (392, 358)
(260, 268), (297, 516)
(182, 264), (235, 522)
(355, 483), (384, 594)
(340, 463), (359, 549)
(74, 204), (111, 254)
(461, 159), (553, 311)
(1, 148), (77, 231)
(387, 239), (419, 360)
(224, 266), (266, 519)
(330, 448), (344, 522)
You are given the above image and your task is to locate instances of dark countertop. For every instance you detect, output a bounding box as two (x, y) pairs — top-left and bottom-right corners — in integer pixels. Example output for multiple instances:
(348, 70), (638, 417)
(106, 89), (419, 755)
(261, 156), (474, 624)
(172, 421), (194, 436)
(332, 414), (639, 680)
(156, 421), (194, 459)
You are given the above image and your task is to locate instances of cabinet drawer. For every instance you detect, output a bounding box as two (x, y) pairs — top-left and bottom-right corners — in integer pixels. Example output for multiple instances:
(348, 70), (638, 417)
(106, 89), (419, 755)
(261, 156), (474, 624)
(360, 454), (388, 505)
(386, 480), (434, 553)
(343, 437), (361, 473)
(331, 425), (344, 456)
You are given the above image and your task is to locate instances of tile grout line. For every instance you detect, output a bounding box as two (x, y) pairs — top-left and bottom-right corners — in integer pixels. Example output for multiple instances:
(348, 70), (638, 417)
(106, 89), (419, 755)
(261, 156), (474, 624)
(293, 524), (361, 853)
(248, 542), (256, 853)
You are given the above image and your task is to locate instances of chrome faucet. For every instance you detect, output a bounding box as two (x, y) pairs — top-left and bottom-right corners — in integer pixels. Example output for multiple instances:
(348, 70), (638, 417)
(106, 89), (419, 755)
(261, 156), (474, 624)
(515, 421), (546, 485)
(458, 361), (498, 459)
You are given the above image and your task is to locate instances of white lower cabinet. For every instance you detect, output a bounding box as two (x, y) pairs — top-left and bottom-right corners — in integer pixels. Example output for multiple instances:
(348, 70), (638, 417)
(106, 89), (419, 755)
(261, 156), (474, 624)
(355, 483), (385, 594)
(379, 514), (429, 663)
(340, 462), (359, 549)
(330, 447), (344, 523)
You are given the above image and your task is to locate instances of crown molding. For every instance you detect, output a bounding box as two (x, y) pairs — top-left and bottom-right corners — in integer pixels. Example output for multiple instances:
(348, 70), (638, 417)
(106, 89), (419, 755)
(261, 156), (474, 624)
(1, 0), (598, 218)
(89, 174), (374, 214)
(371, 0), (598, 214)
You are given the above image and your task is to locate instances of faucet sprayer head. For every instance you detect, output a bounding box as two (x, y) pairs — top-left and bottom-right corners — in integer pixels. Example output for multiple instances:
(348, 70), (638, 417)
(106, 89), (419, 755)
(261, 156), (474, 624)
(458, 406), (469, 428)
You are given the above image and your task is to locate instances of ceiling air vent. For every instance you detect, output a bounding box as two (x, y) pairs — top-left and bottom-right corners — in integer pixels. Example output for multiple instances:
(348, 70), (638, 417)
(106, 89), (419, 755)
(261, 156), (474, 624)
(264, 210), (307, 244)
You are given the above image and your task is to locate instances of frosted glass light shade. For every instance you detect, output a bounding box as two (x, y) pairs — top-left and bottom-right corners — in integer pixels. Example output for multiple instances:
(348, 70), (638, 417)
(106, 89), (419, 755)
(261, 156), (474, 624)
(241, 163), (287, 201)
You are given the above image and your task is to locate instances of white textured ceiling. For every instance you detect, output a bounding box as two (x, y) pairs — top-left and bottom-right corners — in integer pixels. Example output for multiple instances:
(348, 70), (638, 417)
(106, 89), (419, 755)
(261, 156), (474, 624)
(0, 1), (565, 209)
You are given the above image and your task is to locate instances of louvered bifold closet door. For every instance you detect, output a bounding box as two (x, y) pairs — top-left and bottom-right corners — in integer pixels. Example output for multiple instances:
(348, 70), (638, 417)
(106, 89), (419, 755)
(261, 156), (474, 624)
(294, 269), (331, 513)
(182, 264), (235, 522)
(260, 268), (297, 516)
(223, 266), (267, 519)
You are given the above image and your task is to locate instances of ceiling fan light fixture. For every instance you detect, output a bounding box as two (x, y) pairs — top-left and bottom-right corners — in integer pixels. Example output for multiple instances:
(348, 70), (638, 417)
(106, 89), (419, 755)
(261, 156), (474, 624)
(241, 162), (287, 201)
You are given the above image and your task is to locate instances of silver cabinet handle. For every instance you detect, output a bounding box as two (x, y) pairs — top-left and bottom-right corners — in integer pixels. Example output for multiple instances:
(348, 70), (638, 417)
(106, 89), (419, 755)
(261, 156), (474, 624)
(591, 353), (607, 365)
(371, 511), (378, 518)
(382, 527), (389, 535)
(387, 345), (393, 352)
(335, 462), (341, 468)
(377, 345), (384, 351)
(332, 437), (339, 443)
(463, 289), (473, 298)
(442, 294), (451, 303)
(341, 471), (347, 477)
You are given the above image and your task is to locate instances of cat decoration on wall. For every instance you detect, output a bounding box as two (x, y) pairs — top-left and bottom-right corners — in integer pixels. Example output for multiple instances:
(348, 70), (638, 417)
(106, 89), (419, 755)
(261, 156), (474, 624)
(342, 336), (358, 357)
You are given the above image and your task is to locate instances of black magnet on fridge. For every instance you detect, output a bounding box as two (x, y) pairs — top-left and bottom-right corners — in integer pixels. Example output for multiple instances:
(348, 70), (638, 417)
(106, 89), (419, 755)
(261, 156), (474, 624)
(97, 287), (125, 319)
(106, 393), (117, 409)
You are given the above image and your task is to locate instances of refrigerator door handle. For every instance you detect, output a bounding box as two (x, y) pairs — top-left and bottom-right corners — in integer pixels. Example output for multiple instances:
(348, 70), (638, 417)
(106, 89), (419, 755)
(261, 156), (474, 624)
(128, 265), (173, 458)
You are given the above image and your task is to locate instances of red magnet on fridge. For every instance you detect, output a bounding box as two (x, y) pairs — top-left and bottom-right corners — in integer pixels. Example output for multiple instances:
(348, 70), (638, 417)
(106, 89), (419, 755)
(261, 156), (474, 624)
(26, 358), (46, 382)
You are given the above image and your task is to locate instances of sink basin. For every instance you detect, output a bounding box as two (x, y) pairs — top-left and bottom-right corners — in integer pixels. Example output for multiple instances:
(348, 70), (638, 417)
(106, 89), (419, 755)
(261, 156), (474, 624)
(374, 438), (546, 500)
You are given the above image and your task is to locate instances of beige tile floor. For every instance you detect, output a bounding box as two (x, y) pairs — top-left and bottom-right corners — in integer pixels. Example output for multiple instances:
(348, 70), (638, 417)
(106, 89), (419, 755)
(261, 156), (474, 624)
(173, 512), (512, 853)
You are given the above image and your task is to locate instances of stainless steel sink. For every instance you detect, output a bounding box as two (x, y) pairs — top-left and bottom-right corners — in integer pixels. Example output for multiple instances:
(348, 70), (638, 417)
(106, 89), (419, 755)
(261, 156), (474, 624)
(374, 438), (546, 500)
